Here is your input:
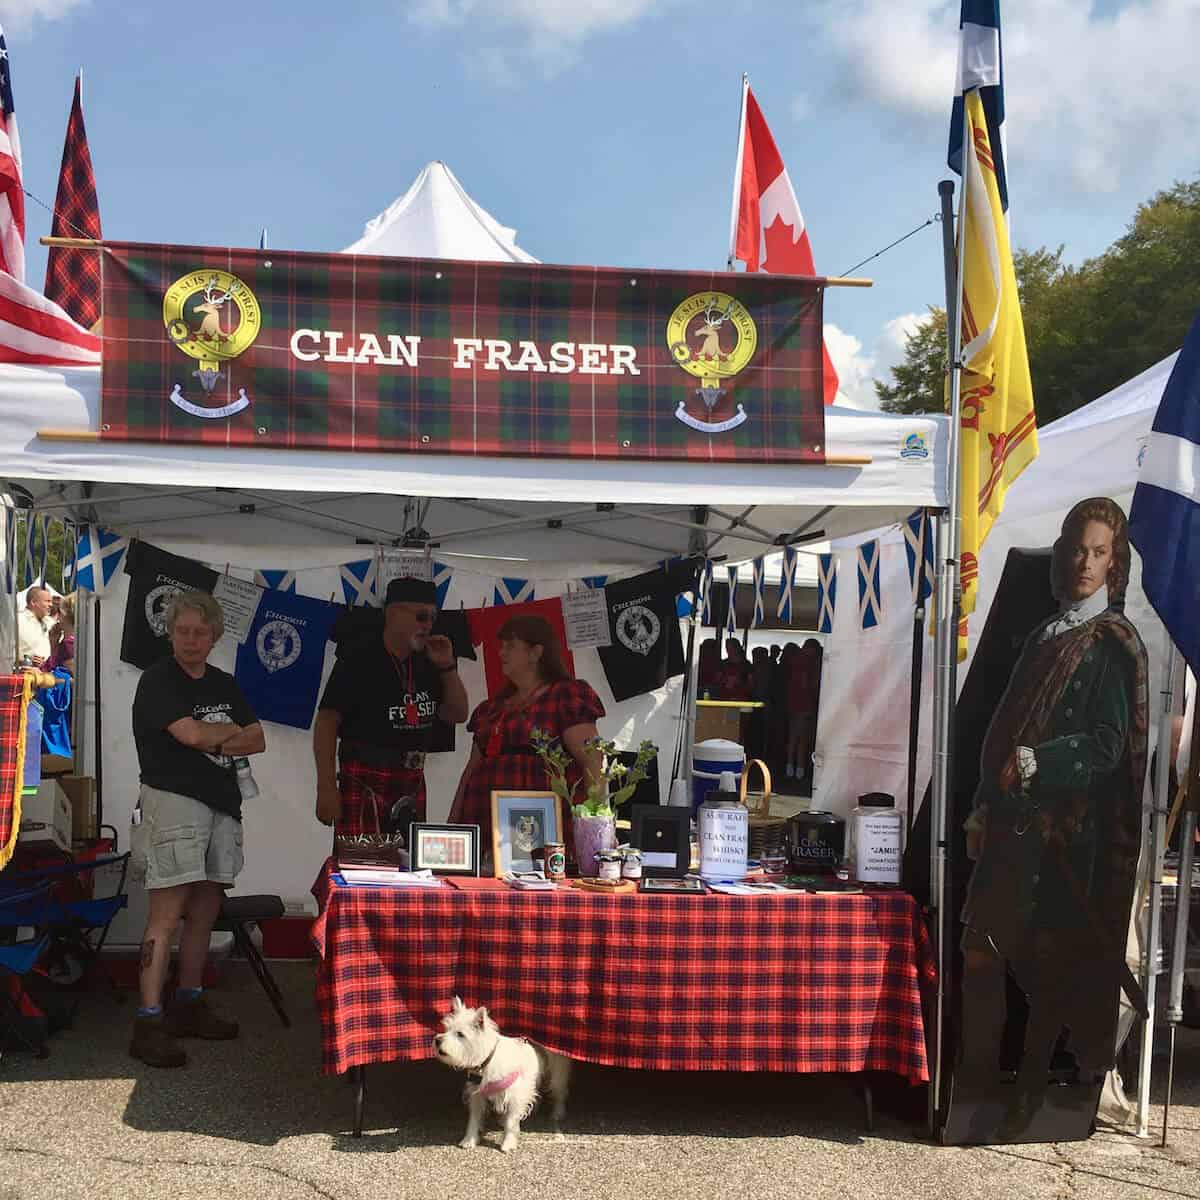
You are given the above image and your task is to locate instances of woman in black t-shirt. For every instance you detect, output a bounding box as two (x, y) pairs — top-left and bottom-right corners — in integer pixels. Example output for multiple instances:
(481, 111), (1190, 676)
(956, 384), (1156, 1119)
(129, 591), (266, 1070)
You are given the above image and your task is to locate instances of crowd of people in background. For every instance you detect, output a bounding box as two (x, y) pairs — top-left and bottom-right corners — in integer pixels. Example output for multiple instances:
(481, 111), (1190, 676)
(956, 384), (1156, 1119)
(18, 584), (77, 675)
(697, 636), (823, 792)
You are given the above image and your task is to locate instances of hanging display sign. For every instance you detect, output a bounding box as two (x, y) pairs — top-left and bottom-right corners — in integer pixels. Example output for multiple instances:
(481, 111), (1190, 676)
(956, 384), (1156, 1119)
(98, 242), (828, 464)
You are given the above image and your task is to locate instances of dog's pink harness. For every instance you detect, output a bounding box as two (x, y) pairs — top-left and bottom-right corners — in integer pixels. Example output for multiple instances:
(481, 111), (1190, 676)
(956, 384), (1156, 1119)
(478, 1070), (522, 1098)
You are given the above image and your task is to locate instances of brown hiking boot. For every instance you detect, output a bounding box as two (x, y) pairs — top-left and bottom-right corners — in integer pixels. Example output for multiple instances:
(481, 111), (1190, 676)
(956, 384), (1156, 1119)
(129, 1014), (187, 1068)
(168, 993), (239, 1040)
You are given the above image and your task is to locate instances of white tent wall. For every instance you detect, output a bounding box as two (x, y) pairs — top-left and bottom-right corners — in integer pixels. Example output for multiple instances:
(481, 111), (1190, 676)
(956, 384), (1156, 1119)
(86, 537), (691, 911)
(811, 532), (934, 823)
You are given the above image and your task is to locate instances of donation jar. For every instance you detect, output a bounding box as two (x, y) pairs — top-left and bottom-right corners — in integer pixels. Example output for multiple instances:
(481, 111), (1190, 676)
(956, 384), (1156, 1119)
(698, 770), (749, 881)
(849, 792), (904, 886)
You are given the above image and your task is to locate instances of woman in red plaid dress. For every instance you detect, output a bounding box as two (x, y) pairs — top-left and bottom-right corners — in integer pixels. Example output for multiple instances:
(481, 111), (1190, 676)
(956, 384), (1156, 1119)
(450, 614), (604, 859)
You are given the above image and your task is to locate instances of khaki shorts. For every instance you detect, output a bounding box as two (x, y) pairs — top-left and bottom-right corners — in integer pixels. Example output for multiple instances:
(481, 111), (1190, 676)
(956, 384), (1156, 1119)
(131, 785), (244, 890)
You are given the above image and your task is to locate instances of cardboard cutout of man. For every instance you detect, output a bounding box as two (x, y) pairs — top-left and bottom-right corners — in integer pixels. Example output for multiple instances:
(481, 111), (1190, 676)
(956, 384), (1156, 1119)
(955, 497), (1149, 1141)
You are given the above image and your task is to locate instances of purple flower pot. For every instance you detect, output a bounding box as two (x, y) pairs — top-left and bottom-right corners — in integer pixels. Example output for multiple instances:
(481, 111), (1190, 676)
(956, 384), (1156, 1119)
(573, 814), (617, 877)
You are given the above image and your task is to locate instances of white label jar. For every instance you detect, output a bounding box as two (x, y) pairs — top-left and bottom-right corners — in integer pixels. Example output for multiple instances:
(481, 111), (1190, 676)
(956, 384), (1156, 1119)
(851, 794), (903, 885)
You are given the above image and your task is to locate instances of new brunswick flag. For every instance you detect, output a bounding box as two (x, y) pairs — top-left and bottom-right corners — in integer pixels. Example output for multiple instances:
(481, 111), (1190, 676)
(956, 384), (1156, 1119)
(950, 27), (1037, 657)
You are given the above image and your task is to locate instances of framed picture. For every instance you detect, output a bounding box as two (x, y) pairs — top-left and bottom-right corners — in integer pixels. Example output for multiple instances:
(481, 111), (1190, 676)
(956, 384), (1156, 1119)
(630, 804), (691, 878)
(491, 791), (562, 879)
(409, 823), (480, 876)
(639, 876), (705, 894)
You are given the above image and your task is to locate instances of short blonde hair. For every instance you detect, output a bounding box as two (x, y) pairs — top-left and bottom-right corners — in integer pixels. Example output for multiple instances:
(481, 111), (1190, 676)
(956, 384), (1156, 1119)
(165, 590), (224, 641)
(59, 593), (76, 627)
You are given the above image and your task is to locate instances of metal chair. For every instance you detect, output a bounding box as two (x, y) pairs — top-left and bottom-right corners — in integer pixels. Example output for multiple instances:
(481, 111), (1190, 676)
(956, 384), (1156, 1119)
(213, 894), (290, 1028)
(0, 882), (53, 1060)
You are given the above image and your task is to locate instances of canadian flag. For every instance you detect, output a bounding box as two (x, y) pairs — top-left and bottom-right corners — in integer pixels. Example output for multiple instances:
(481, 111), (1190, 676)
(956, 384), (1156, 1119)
(730, 83), (839, 406)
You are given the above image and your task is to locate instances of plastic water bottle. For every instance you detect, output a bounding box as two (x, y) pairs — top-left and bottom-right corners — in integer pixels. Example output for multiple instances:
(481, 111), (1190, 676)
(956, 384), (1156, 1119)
(233, 757), (259, 801)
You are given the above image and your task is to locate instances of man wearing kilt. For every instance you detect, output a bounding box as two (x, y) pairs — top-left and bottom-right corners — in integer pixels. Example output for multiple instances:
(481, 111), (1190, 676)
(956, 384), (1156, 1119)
(314, 577), (468, 841)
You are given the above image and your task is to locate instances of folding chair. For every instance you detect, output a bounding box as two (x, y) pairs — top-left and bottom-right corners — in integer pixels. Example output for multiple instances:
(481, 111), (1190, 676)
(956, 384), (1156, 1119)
(213, 894), (290, 1028)
(0, 882), (53, 1060)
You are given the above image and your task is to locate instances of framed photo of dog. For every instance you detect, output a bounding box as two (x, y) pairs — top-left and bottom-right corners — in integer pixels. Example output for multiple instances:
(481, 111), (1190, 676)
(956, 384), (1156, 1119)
(491, 791), (562, 878)
(409, 823), (481, 876)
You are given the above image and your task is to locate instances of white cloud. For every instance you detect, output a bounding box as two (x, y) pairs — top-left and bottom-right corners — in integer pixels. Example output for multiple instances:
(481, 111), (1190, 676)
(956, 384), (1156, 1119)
(0, 0), (87, 36)
(410, 0), (676, 74)
(826, 312), (925, 410)
(810, 0), (1200, 194)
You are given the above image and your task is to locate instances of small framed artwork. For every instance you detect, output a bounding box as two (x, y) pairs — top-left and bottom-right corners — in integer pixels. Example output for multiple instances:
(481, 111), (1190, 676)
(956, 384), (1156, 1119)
(630, 804), (691, 878)
(491, 791), (562, 879)
(639, 876), (705, 894)
(409, 823), (481, 876)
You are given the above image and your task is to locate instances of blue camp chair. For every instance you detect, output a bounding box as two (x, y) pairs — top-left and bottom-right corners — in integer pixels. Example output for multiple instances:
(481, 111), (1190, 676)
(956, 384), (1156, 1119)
(0, 881), (53, 1060)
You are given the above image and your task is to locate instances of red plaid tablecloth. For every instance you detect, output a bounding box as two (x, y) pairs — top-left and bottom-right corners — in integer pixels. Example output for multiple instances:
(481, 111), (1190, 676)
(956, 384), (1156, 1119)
(312, 872), (935, 1084)
(0, 674), (34, 870)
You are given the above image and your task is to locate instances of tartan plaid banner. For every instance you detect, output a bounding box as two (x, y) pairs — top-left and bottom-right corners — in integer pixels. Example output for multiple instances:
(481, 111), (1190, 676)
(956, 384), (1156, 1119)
(99, 242), (828, 464)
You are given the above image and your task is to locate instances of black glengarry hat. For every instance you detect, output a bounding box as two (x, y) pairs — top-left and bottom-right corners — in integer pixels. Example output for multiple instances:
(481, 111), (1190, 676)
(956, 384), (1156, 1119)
(384, 576), (438, 607)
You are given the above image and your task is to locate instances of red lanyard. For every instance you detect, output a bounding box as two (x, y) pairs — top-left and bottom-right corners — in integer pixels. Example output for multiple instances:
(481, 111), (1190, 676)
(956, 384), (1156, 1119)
(389, 651), (419, 727)
(484, 686), (545, 757)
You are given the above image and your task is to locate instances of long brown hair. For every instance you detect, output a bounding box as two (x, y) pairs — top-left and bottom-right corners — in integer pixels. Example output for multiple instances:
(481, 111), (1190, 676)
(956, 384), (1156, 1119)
(1051, 496), (1131, 604)
(498, 614), (571, 688)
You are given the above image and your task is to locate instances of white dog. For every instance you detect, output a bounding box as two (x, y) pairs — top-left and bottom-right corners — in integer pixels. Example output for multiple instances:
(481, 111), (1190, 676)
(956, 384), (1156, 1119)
(434, 996), (571, 1153)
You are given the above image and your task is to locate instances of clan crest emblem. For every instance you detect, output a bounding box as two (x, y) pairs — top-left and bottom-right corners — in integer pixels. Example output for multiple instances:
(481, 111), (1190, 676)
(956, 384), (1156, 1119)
(666, 291), (758, 433)
(256, 620), (302, 674)
(616, 604), (661, 657)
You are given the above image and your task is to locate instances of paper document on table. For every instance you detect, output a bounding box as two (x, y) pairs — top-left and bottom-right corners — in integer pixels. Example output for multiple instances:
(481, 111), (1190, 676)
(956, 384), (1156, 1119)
(706, 881), (789, 895)
(336, 868), (444, 888)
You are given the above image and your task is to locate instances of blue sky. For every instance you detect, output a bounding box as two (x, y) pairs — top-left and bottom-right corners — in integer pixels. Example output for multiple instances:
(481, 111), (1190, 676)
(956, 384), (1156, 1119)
(4, 0), (1198, 404)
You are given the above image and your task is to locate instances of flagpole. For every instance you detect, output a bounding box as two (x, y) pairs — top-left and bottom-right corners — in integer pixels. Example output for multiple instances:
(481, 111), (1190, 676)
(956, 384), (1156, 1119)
(727, 73), (749, 270)
(929, 169), (967, 1136)
(905, 510), (929, 840)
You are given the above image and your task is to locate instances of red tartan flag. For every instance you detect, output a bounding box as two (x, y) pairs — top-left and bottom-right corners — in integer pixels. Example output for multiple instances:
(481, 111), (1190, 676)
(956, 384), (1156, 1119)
(45, 73), (101, 329)
(729, 81), (839, 406)
(0, 25), (25, 283)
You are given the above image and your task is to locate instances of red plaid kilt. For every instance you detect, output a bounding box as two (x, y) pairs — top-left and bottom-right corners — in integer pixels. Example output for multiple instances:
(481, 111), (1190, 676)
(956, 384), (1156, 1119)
(336, 759), (426, 841)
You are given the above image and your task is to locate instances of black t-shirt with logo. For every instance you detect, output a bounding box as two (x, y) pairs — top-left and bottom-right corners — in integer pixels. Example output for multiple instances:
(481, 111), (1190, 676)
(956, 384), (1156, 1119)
(318, 639), (445, 754)
(132, 656), (258, 820)
(121, 540), (220, 671)
(597, 566), (689, 702)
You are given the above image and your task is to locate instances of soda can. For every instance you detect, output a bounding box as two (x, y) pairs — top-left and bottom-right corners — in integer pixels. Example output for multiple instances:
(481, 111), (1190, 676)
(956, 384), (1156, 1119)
(543, 842), (567, 881)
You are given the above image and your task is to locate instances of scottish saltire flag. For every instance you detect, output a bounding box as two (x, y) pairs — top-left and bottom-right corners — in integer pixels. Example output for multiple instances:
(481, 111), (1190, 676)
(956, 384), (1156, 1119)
(581, 575), (608, 590)
(777, 545), (798, 622)
(857, 540), (882, 631)
(949, 0), (1007, 213)
(60, 519), (76, 591)
(816, 553), (837, 634)
(902, 510), (935, 606)
(725, 566), (739, 637)
(339, 559), (378, 607)
(494, 577), (534, 606)
(1130, 313), (1200, 677)
(432, 560), (454, 608)
(74, 525), (128, 592)
(751, 558), (766, 628)
(699, 560), (714, 625)
(254, 569), (296, 593)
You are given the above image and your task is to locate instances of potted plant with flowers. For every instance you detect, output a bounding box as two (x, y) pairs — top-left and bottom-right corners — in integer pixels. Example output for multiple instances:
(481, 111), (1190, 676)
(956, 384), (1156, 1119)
(531, 729), (657, 877)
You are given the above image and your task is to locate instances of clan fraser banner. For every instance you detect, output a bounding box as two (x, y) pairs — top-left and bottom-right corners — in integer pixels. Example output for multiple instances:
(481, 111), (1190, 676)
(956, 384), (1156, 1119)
(99, 242), (828, 463)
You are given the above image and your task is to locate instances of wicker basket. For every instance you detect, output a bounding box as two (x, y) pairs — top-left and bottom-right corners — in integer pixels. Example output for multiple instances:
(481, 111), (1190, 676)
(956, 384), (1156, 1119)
(740, 759), (790, 863)
(333, 782), (410, 866)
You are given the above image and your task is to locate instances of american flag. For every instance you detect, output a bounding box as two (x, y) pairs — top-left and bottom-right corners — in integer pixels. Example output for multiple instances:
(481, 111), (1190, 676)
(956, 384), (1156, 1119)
(0, 25), (25, 282)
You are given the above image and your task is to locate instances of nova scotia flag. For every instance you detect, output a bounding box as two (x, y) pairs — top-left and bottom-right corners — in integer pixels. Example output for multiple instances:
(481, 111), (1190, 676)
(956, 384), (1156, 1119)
(1130, 314), (1200, 676)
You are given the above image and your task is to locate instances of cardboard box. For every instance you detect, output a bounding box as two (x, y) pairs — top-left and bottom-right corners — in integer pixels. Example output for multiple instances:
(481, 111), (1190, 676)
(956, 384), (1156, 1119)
(18, 779), (72, 852)
(693, 704), (745, 746)
(58, 774), (97, 841)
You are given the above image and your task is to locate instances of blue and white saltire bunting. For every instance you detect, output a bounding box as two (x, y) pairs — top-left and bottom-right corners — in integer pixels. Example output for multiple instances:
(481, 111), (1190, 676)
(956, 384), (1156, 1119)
(61, 519), (77, 592)
(74, 526), (129, 593)
(581, 575), (608, 590)
(725, 565), (739, 637)
(254, 569), (297, 593)
(902, 510), (935, 607)
(816, 553), (837, 635)
(494, 577), (534, 606)
(1130, 312), (1200, 677)
(2, 503), (13, 594)
(751, 557), (766, 629)
(339, 558), (379, 607)
(24, 512), (46, 587)
(949, 0), (1007, 214)
(432, 559), (454, 608)
(699, 560), (714, 625)
(776, 544), (798, 623)
(857, 539), (883, 631)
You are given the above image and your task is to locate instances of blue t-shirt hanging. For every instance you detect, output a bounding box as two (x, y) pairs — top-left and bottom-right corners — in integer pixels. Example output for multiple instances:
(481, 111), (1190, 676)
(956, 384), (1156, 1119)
(235, 591), (340, 729)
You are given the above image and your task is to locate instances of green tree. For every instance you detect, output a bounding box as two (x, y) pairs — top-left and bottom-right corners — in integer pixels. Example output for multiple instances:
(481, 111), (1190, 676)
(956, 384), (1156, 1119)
(873, 178), (1200, 422)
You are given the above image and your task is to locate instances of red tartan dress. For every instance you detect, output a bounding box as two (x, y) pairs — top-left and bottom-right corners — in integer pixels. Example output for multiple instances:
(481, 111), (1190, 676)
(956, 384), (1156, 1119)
(449, 679), (605, 854)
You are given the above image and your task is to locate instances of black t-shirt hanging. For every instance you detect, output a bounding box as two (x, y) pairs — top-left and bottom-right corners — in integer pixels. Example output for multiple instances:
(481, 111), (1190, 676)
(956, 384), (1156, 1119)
(132, 656), (258, 819)
(597, 566), (688, 702)
(319, 638), (445, 754)
(121, 540), (220, 670)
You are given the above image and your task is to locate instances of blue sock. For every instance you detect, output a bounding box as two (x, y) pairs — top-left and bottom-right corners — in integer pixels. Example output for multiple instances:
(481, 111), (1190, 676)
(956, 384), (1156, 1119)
(176, 986), (203, 1002)
(137, 1004), (163, 1018)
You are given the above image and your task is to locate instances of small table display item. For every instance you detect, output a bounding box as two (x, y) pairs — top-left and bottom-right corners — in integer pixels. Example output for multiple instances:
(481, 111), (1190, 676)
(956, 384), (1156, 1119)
(742, 759), (789, 868)
(639, 875), (705, 894)
(572, 876), (637, 895)
(698, 770), (749, 882)
(630, 803), (691, 878)
(490, 791), (562, 879)
(596, 850), (623, 881)
(620, 846), (643, 880)
(848, 793), (904, 886)
(408, 823), (480, 876)
(787, 810), (846, 874)
(542, 841), (567, 881)
(334, 786), (416, 868)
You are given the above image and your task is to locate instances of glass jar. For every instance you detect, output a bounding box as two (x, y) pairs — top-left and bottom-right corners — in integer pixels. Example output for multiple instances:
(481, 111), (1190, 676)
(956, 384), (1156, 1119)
(849, 793), (904, 887)
(596, 851), (623, 882)
(621, 847), (644, 880)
